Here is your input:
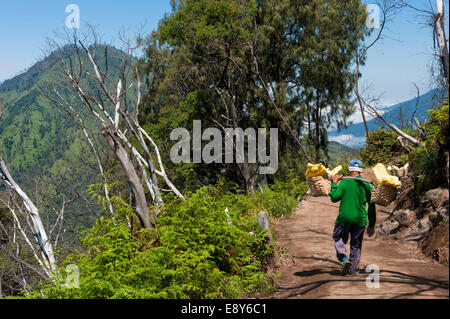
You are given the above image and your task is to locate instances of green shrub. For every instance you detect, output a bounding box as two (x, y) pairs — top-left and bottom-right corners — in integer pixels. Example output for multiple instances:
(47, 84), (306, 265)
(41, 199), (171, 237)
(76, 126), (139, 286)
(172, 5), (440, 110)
(259, 171), (307, 218)
(360, 129), (405, 166)
(407, 99), (449, 199)
(27, 170), (308, 299)
(408, 146), (439, 199)
(423, 101), (449, 147)
(28, 187), (278, 299)
(256, 188), (298, 218)
(270, 170), (308, 200)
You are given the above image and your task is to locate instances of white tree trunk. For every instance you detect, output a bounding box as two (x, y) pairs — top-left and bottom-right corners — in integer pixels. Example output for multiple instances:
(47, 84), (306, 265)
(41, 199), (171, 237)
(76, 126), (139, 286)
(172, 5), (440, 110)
(102, 126), (155, 228)
(0, 157), (57, 273)
(114, 80), (122, 129)
(435, 0), (449, 84)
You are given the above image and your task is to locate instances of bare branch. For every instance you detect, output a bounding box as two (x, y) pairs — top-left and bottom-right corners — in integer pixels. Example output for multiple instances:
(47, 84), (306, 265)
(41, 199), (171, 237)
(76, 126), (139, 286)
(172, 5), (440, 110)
(362, 97), (423, 146)
(0, 197), (50, 278)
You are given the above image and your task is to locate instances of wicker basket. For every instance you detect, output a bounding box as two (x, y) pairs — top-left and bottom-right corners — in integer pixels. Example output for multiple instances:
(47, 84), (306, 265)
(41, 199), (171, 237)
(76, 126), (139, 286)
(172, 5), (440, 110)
(371, 184), (398, 206)
(308, 176), (331, 196)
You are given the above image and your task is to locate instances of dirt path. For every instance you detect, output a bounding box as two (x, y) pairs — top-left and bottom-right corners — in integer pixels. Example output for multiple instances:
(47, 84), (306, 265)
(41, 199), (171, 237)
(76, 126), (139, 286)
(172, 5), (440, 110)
(268, 174), (449, 299)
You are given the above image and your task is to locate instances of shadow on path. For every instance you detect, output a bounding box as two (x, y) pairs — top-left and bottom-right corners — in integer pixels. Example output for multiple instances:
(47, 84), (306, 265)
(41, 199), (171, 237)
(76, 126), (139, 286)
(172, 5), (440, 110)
(276, 266), (449, 298)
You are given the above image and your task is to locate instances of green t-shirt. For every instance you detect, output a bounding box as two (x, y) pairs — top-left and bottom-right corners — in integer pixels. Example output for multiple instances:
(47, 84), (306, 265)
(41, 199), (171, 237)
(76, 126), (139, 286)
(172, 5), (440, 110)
(329, 176), (376, 227)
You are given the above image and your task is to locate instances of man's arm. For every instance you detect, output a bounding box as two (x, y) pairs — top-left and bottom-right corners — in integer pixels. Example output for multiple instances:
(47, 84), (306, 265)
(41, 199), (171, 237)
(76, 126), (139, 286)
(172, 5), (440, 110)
(366, 183), (376, 227)
(366, 183), (376, 237)
(367, 202), (376, 237)
(329, 175), (344, 202)
(368, 202), (376, 228)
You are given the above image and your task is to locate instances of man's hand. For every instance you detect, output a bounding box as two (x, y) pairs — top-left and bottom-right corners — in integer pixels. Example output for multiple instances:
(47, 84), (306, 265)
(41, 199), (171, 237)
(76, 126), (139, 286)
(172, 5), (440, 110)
(332, 175), (343, 184)
(367, 227), (375, 237)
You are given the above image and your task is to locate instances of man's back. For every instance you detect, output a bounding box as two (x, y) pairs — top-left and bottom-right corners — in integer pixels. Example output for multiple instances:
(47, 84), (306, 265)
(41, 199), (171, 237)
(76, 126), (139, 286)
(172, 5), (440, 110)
(329, 176), (375, 227)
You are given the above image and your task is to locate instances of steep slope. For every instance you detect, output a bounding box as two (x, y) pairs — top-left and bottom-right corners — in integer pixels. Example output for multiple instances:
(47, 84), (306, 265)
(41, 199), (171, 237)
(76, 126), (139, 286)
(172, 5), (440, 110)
(0, 45), (139, 235)
(327, 141), (359, 163)
(0, 45), (136, 186)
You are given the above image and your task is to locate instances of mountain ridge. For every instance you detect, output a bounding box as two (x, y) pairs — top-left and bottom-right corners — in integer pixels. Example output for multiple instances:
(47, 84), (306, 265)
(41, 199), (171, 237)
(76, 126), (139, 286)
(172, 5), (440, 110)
(329, 88), (444, 148)
(0, 44), (135, 186)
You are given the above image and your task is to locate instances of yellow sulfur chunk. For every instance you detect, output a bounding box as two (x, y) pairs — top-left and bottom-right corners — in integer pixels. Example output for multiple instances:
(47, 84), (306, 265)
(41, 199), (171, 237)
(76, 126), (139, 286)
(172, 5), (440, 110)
(305, 163), (328, 178)
(373, 163), (402, 188)
(305, 163), (342, 178)
(387, 163), (409, 172)
(326, 165), (342, 177)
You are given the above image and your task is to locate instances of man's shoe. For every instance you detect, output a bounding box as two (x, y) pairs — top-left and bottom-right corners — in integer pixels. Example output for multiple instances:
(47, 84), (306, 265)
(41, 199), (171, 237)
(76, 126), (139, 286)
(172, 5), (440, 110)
(341, 260), (351, 276)
(350, 270), (359, 276)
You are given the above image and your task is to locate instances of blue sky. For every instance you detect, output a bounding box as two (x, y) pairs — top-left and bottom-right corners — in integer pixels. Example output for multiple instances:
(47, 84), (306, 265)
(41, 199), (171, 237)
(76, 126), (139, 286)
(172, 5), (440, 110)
(0, 1), (172, 80)
(359, 0), (443, 107)
(0, 0), (446, 109)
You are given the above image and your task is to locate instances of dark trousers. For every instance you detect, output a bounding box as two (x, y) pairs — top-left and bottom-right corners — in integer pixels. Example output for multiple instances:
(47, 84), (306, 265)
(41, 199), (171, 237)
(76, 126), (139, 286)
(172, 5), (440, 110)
(333, 223), (365, 272)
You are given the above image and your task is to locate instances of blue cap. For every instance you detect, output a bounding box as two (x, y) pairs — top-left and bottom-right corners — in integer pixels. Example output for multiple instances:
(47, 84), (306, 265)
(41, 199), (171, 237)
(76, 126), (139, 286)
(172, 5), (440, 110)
(349, 159), (363, 172)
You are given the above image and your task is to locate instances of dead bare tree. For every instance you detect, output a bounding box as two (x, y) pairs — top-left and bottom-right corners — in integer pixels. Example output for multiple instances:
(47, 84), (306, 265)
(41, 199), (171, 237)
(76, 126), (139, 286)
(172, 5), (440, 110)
(0, 158), (57, 276)
(353, 1), (427, 146)
(45, 89), (114, 216)
(435, 0), (449, 85)
(408, 82), (428, 139)
(0, 103), (81, 290)
(44, 30), (184, 229)
(359, 94), (423, 146)
(0, 146), (94, 294)
(395, 0), (449, 89)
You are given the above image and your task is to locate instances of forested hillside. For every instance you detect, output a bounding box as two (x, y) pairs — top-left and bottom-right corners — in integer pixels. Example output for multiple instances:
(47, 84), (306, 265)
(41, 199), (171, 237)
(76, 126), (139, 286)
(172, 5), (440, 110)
(0, 44), (141, 262)
(0, 45), (135, 183)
